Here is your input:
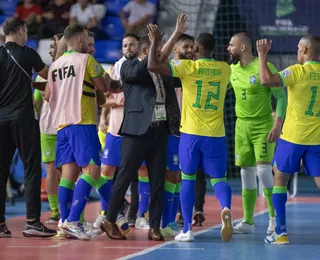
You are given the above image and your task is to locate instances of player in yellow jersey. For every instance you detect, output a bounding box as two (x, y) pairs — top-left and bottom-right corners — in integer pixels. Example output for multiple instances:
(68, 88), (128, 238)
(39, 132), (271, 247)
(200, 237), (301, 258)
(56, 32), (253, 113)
(147, 23), (233, 242)
(256, 36), (320, 245)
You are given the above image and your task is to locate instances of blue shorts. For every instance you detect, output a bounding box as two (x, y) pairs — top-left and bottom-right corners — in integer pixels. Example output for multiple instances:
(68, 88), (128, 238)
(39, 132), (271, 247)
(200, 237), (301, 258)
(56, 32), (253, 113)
(273, 138), (320, 177)
(101, 133), (146, 167)
(167, 135), (180, 172)
(102, 133), (122, 167)
(55, 125), (101, 168)
(179, 133), (227, 179)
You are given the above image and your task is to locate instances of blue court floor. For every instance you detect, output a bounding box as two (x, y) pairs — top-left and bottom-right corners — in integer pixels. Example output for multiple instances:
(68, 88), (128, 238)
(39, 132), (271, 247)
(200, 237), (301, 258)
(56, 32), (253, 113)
(121, 203), (320, 260)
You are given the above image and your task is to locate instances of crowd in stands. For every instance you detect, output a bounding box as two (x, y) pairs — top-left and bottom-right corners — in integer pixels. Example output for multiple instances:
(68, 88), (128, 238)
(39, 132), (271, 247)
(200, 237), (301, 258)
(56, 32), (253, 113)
(0, 0), (157, 43)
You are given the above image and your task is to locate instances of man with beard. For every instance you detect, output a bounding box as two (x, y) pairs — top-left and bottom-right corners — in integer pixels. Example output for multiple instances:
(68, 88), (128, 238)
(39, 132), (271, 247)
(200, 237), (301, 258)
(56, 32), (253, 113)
(34, 33), (64, 225)
(45, 24), (113, 240)
(93, 33), (148, 231)
(160, 33), (194, 237)
(227, 32), (286, 235)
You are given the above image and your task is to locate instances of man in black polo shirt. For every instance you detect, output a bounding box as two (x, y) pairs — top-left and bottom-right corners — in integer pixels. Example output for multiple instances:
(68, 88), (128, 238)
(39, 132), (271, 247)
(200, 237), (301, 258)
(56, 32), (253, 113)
(0, 17), (56, 238)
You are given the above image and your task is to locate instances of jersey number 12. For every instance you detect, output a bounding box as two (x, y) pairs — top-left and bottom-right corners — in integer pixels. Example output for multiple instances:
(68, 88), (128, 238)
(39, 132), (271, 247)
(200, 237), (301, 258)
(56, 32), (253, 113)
(192, 80), (220, 110)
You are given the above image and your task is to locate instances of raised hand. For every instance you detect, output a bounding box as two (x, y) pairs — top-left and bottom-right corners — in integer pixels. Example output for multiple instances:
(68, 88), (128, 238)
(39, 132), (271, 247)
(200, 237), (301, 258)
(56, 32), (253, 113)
(256, 39), (272, 56)
(147, 24), (161, 44)
(175, 13), (188, 34)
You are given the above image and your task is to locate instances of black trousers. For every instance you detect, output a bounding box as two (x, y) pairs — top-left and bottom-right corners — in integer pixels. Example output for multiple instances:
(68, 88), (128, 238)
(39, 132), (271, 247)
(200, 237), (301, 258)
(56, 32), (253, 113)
(0, 119), (42, 223)
(195, 168), (207, 212)
(113, 168), (139, 217)
(107, 122), (168, 229)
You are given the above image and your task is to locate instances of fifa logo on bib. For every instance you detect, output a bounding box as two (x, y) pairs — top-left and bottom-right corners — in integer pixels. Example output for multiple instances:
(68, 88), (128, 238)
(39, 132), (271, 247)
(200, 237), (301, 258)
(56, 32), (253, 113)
(173, 154), (179, 165)
(249, 75), (256, 84)
(103, 149), (109, 158)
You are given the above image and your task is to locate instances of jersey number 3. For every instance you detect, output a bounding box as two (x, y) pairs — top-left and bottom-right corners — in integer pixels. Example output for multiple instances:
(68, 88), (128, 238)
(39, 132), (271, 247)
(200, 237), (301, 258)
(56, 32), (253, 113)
(192, 80), (220, 110)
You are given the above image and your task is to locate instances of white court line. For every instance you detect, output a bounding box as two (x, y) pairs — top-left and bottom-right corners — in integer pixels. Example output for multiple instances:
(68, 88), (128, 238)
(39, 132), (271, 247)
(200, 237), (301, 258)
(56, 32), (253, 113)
(117, 202), (297, 260)
(6, 241), (74, 249)
(103, 247), (204, 251)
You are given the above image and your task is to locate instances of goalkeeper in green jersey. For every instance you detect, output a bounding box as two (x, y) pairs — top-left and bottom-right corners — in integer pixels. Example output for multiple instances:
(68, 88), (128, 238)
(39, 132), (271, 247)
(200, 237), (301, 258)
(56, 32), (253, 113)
(227, 32), (287, 235)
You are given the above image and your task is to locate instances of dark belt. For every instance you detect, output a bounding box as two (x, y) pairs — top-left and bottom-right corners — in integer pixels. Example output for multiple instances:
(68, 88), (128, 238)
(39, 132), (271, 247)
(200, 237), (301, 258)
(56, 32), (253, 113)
(151, 121), (160, 127)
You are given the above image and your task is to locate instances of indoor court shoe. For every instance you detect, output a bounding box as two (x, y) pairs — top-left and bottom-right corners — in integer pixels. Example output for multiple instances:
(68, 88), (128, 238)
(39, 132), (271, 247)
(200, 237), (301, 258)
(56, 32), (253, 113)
(60, 221), (90, 240)
(0, 223), (11, 238)
(267, 217), (276, 235)
(93, 212), (107, 229)
(160, 222), (180, 237)
(100, 220), (126, 240)
(220, 207), (233, 242)
(192, 211), (205, 226)
(233, 221), (254, 234)
(174, 230), (194, 242)
(135, 217), (150, 230)
(46, 209), (60, 224)
(265, 231), (289, 245)
(22, 220), (57, 238)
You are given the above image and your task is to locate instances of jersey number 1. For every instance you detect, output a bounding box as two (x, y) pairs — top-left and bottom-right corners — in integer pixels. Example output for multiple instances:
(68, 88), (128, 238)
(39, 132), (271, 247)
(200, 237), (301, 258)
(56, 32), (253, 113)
(305, 86), (320, 117)
(192, 80), (220, 110)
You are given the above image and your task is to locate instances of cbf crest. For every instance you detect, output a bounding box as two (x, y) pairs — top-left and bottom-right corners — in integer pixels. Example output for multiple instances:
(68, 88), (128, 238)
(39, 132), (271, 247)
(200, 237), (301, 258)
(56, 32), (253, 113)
(249, 75), (257, 84)
(103, 149), (109, 159)
(173, 154), (179, 165)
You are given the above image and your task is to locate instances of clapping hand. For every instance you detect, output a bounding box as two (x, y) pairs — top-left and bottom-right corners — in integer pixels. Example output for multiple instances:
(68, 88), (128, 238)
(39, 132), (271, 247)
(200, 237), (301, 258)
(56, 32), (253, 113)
(174, 13), (188, 34)
(256, 39), (272, 56)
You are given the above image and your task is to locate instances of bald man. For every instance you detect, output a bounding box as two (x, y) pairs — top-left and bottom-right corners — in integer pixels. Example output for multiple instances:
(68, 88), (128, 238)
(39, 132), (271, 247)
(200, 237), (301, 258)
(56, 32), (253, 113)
(227, 32), (287, 235)
(257, 35), (320, 244)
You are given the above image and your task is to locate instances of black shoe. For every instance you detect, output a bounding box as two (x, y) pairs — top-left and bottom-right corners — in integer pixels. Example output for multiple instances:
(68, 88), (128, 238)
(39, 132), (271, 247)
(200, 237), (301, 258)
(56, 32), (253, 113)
(0, 223), (12, 238)
(22, 220), (57, 238)
(192, 211), (205, 227)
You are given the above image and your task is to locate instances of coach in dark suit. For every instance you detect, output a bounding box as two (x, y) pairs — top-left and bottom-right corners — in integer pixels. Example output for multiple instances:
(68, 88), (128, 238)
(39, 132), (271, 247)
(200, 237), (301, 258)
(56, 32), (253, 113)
(101, 36), (180, 241)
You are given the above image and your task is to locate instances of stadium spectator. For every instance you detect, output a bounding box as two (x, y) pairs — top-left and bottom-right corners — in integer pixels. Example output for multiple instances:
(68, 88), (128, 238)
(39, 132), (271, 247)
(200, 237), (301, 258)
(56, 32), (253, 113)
(14, 0), (42, 37)
(69, 0), (107, 39)
(38, 0), (72, 39)
(120, 0), (156, 37)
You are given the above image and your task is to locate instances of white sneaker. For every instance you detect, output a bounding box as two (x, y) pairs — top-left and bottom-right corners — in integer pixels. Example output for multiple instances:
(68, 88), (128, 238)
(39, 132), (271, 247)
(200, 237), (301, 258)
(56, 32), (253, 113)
(220, 207), (233, 242)
(234, 221), (254, 234)
(57, 219), (63, 229)
(83, 222), (102, 237)
(135, 217), (150, 230)
(174, 230), (194, 242)
(267, 217), (276, 235)
(265, 231), (289, 244)
(61, 221), (90, 240)
(93, 214), (107, 229)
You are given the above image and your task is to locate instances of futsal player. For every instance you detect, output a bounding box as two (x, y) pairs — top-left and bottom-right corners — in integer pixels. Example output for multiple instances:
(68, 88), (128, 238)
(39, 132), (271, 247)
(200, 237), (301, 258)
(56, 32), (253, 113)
(256, 36), (320, 244)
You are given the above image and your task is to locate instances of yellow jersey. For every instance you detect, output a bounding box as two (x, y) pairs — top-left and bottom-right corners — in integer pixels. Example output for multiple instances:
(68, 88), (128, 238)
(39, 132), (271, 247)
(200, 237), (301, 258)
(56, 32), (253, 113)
(59, 51), (104, 129)
(278, 61), (320, 145)
(169, 58), (231, 137)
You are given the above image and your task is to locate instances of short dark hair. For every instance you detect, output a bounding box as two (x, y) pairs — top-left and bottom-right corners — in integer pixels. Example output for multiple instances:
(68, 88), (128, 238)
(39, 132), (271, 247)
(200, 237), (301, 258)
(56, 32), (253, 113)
(123, 33), (140, 42)
(50, 33), (64, 41)
(138, 36), (151, 52)
(64, 24), (87, 41)
(176, 33), (194, 44)
(196, 33), (215, 53)
(3, 17), (25, 36)
(88, 31), (95, 38)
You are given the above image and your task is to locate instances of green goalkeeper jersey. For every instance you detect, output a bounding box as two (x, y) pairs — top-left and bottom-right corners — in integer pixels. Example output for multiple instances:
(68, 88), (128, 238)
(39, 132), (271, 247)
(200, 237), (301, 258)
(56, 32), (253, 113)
(230, 57), (284, 119)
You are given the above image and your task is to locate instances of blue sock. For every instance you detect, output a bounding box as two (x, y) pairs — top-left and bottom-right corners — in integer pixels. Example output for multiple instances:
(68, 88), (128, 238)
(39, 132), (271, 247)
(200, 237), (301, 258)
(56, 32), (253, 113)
(273, 186), (287, 234)
(96, 176), (111, 212)
(212, 179), (232, 209)
(138, 176), (150, 217)
(99, 176), (113, 212)
(58, 178), (75, 222)
(170, 183), (181, 223)
(161, 181), (176, 228)
(67, 174), (96, 222)
(181, 173), (196, 233)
